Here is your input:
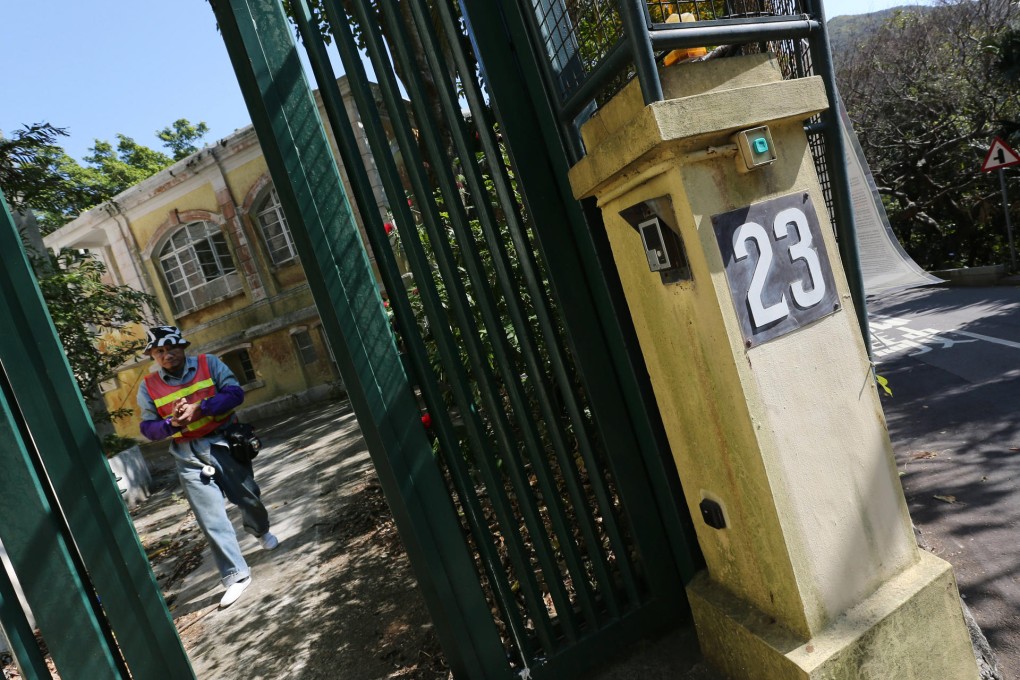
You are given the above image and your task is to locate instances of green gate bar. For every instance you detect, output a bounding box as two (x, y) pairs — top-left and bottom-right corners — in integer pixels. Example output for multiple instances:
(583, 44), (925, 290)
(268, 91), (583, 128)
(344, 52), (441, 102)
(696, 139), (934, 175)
(357, 0), (594, 644)
(0, 533), (49, 680)
(395, 0), (640, 627)
(0, 193), (194, 679)
(299, 0), (561, 657)
(291, 2), (545, 658)
(208, 1), (511, 677)
(406, 0), (638, 617)
(305, 0), (691, 661)
(0, 360), (112, 679)
(405, 0), (639, 620)
(212, 0), (707, 676)
(459, 0), (702, 585)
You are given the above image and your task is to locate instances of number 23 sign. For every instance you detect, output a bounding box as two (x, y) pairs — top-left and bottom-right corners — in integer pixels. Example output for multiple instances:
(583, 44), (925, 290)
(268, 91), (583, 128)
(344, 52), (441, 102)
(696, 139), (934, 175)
(712, 192), (839, 348)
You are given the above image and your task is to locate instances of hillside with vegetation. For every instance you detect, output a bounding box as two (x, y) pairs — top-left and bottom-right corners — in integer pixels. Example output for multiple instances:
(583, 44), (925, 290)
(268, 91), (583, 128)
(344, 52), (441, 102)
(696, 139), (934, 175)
(832, 0), (1020, 271)
(828, 6), (933, 56)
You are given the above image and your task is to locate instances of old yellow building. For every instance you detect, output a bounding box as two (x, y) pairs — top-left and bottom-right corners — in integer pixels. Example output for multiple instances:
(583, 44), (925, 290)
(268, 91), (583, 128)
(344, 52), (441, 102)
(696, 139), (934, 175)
(44, 79), (395, 441)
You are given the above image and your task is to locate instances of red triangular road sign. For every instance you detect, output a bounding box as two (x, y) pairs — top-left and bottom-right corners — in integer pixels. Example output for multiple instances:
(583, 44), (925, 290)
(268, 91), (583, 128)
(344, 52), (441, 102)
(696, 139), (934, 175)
(982, 137), (1020, 172)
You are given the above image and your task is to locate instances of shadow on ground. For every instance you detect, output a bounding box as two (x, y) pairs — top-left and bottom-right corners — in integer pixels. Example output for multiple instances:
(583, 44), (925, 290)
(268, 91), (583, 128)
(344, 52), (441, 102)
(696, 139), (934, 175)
(133, 399), (448, 679)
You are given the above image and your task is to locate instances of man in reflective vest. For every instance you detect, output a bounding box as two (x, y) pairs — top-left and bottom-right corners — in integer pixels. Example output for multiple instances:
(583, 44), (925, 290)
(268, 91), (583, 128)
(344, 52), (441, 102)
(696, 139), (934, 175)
(137, 325), (278, 608)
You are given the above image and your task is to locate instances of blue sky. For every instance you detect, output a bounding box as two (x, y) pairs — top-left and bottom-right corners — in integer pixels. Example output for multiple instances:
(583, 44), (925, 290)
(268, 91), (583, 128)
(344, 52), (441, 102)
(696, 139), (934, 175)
(1, 0), (926, 163)
(1, 0), (253, 161)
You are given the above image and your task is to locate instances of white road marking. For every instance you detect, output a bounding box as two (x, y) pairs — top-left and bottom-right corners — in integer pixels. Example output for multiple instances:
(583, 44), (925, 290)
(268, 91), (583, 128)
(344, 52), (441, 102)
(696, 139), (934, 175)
(869, 315), (1019, 359)
(952, 330), (1020, 351)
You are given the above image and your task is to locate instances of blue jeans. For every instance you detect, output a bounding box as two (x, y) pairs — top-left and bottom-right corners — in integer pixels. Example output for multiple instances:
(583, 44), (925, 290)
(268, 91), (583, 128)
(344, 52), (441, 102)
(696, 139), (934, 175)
(176, 441), (270, 587)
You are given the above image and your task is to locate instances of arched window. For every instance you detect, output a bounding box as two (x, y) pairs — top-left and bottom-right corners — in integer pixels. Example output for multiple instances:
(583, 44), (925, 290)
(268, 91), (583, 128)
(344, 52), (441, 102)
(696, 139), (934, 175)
(255, 188), (297, 266)
(158, 221), (241, 313)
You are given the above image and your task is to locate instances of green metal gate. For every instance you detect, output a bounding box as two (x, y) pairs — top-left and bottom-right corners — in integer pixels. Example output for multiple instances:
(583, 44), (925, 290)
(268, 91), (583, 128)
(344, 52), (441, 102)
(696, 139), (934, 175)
(0, 195), (194, 679)
(211, 0), (703, 677)
(0, 0), (862, 678)
(516, 0), (866, 341)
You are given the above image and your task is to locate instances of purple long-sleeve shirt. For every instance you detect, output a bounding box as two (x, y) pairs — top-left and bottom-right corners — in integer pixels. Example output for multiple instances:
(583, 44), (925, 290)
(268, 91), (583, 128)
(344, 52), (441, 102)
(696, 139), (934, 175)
(137, 354), (245, 442)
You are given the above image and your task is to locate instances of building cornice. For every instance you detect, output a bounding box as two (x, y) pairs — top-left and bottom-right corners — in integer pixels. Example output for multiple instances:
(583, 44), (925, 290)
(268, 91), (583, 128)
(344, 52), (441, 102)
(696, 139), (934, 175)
(45, 125), (261, 247)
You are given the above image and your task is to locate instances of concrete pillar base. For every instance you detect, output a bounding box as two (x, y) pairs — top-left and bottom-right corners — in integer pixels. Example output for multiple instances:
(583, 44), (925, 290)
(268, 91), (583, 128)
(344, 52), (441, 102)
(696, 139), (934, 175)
(687, 550), (979, 679)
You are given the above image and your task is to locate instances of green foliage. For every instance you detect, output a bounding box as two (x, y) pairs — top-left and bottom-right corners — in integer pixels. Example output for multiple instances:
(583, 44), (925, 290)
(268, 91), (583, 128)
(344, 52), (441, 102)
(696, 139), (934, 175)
(991, 24), (1020, 83)
(282, 0), (333, 43)
(0, 123), (73, 208)
(836, 0), (1020, 270)
(403, 157), (522, 384)
(0, 120), (192, 428)
(386, 142), (565, 449)
(0, 119), (206, 233)
(0, 124), (96, 232)
(827, 6), (932, 56)
(157, 118), (210, 160)
(31, 248), (155, 426)
(80, 135), (173, 190)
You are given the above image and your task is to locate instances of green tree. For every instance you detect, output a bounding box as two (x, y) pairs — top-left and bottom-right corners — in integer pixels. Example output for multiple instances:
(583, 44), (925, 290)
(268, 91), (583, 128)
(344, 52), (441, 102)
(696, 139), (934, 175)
(836, 0), (1020, 270)
(0, 124), (97, 232)
(34, 249), (155, 428)
(0, 123), (71, 207)
(1, 118), (208, 233)
(0, 122), (187, 449)
(157, 118), (211, 160)
(79, 135), (174, 191)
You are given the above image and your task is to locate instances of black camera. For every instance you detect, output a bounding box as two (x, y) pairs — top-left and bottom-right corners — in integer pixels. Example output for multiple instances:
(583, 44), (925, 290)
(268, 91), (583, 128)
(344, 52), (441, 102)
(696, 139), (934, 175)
(222, 422), (262, 464)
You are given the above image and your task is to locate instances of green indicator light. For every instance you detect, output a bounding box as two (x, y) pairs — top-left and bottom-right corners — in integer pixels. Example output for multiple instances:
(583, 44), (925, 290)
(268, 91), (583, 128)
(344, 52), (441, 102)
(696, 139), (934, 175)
(752, 137), (769, 154)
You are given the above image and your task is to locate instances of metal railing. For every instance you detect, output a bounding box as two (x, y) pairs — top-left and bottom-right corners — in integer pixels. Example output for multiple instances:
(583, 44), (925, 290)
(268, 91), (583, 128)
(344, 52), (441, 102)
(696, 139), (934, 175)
(521, 0), (868, 340)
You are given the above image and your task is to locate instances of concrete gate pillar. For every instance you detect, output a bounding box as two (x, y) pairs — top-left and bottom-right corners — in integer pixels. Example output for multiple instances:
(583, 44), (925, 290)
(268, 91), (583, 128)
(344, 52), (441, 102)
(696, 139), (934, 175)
(568, 53), (978, 679)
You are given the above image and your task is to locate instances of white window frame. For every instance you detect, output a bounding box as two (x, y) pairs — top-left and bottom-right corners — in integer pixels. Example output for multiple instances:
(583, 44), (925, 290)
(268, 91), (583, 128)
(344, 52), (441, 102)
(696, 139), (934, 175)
(255, 188), (298, 266)
(158, 221), (242, 314)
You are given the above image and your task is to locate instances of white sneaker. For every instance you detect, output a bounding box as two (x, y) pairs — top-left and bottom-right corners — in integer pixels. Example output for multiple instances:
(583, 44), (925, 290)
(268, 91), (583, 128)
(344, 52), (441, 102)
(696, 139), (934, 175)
(220, 577), (252, 608)
(258, 531), (279, 550)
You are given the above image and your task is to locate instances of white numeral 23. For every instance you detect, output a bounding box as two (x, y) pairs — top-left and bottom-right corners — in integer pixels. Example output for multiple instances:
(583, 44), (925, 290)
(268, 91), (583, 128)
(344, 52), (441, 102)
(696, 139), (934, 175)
(732, 207), (826, 330)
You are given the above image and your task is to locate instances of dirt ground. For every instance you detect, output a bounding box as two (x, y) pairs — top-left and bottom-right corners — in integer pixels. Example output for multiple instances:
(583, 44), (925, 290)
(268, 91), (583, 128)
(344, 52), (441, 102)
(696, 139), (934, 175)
(3, 399), (715, 680)
(2, 400), (450, 680)
(148, 400), (451, 679)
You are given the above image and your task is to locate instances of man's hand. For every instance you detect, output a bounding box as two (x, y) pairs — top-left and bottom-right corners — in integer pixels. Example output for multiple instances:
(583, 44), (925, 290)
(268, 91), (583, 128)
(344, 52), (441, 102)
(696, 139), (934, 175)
(171, 398), (203, 427)
(170, 397), (186, 427)
(172, 398), (187, 417)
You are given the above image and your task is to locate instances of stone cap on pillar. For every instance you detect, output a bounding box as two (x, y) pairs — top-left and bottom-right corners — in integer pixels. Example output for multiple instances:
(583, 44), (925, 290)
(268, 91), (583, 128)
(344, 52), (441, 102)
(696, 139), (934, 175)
(569, 53), (829, 201)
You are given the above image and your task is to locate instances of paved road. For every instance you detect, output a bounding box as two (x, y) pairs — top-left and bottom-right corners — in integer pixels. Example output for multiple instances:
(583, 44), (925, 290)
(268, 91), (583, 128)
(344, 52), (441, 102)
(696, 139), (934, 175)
(869, 285), (1020, 678)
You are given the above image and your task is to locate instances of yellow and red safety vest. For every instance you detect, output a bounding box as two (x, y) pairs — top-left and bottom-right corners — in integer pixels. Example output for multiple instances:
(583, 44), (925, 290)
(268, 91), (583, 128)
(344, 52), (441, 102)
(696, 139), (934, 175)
(144, 354), (234, 440)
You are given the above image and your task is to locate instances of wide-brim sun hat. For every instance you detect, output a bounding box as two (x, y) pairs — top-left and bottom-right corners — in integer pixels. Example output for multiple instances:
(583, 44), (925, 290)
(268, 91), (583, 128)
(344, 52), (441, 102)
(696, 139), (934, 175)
(143, 325), (190, 355)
